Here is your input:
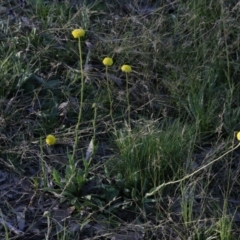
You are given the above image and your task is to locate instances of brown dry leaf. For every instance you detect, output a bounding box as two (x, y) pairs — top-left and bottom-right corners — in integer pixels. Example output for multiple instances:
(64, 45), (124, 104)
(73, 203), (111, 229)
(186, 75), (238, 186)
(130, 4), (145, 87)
(52, 205), (75, 222)
(86, 138), (94, 161)
(58, 101), (69, 116)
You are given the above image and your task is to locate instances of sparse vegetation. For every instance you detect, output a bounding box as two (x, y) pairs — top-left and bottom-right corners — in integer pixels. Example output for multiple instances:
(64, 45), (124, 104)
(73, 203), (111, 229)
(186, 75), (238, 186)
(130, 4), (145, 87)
(1, 0), (240, 239)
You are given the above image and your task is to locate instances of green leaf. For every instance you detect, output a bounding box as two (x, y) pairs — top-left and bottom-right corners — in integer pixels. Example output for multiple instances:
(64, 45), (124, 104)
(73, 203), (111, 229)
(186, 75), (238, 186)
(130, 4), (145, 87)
(43, 80), (60, 88)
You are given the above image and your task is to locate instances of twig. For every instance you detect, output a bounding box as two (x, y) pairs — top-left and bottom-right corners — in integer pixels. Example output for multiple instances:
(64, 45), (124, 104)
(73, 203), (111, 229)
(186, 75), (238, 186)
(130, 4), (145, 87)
(145, 143), (240, 198)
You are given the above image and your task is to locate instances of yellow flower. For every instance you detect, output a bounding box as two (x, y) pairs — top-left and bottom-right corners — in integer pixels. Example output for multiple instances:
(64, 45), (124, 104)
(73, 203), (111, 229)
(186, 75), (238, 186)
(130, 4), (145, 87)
(46, 134), (56, 145)
(102, 57), (113, 66)
(121, 65), (132, 73)
(237, 132), (240, 141)
(72, 28), (85, 38)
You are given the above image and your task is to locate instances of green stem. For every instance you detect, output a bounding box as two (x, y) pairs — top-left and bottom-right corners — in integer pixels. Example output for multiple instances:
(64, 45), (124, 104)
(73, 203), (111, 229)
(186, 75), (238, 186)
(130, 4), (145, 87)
(106, 67), (114, 125)
(126, 73), (130, 126)
(92, 103), (97, 145)
(72, 37), (84, 159)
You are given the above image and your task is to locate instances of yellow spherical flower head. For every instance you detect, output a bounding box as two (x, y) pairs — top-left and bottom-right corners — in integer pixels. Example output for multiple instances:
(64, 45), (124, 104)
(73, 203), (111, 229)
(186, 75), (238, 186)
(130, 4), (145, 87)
(121, 65), (132, 73)
(102, 57), (113, 66)
(237, 132), (240, 141)
(46, 134), (56, 146)
(72, 28), (85, 38)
